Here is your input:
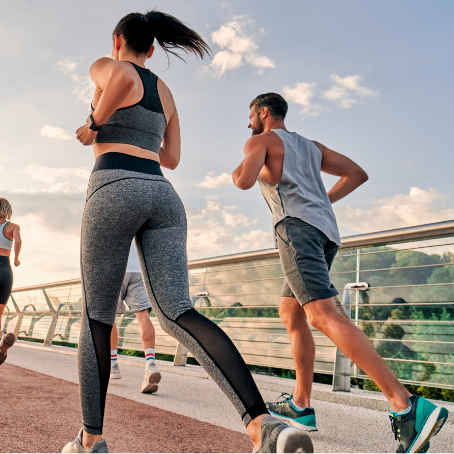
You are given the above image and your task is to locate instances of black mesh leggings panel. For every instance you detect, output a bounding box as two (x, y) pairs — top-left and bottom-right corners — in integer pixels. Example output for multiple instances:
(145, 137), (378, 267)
(79, 169), (267, 435)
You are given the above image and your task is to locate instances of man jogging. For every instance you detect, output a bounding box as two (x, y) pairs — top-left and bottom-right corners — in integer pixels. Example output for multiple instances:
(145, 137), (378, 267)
(232, 92), (448, 453)
(110, 241), (161, 394)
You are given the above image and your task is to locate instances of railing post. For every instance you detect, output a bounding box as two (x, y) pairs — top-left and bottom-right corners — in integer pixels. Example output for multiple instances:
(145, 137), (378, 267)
(10, 295), (23, 338)
(173, 342), (189, 367)
(332, 282), (368, 392)
(42, 289), (58, 346)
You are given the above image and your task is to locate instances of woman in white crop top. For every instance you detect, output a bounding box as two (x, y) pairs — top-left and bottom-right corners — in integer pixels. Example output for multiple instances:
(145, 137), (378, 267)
(0, 197), (22, 365)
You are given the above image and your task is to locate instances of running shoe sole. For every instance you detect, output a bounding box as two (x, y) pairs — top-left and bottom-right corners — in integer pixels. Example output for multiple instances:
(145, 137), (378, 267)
(410, 406), (449, 453)
(141, 370), (161, 394)
(269, 411), (318, 432)
(276, 427), (314, 453)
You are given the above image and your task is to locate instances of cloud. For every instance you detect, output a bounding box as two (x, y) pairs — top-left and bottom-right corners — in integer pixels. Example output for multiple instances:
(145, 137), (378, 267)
(40, 125), (72, 141)
(234, 229), (273, 250)
(282, 82), (324, 117)
(222, 205), (257, 227)
(11, 213), (81, 286)
(55, 57), (95, 106)
(4, 185), (85, 236)
(11, 183), (86, 195)
(23, 166), (91, 184)
(334, 187), (454, 234)
(283, 74), (378, 116)
(56, 58), (78, 73)
(197, 172), (233, 189)
(209, 16), (274, 76)
(71, 74), (95, 106)
(186, 197), (268, 259)
(323, 74), (378, 109)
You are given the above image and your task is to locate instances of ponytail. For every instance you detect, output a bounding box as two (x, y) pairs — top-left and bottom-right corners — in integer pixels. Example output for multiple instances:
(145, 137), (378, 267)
(113, 10), (211, 61)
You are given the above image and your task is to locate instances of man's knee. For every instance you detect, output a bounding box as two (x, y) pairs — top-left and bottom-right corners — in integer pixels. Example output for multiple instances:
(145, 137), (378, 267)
(304, 297), (338, 332)
(279, 297), (306, 330)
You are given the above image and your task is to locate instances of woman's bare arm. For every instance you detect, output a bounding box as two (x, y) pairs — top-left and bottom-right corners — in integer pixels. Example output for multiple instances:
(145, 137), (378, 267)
(12, 224), (21, 267)
(160, 110), (181, 169)
(76, 58), (139, 145)
(157, 78), (181, 170)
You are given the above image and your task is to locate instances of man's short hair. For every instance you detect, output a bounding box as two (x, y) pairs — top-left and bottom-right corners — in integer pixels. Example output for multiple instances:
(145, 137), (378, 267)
(250, 93), (288, 120)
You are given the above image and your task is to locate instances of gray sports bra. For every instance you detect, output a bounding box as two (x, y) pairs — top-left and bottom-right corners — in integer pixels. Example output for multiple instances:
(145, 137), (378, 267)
(93, 62), (167, 154)
(0, 221), (13, 251)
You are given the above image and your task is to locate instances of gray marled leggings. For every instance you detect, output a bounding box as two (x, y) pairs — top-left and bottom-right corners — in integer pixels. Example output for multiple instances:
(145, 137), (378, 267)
(79, 168), (267, 435)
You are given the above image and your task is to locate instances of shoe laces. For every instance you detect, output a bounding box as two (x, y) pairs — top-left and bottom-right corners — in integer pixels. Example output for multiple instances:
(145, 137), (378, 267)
(389, 414), (400, 441)
(277, 392), (292, 406)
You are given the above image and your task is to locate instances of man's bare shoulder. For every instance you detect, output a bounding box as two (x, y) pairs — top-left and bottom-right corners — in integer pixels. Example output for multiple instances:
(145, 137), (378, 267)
(248, 131), (282, 145)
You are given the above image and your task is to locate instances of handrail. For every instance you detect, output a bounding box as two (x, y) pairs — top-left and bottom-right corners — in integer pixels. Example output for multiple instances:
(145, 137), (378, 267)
(11, 219), (454, 293)
(189, 219), (454, 268)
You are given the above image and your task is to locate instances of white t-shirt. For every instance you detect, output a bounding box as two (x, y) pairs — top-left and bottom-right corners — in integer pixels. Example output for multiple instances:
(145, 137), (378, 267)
(126, 242), (141, 273)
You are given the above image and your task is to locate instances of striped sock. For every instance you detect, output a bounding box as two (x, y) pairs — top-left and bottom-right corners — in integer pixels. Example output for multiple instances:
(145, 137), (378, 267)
(111, 350), (118, 366)
(145, 348), (155, 368)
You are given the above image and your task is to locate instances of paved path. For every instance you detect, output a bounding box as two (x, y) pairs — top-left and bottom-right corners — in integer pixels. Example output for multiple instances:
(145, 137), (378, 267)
(2, 345), (453, 453)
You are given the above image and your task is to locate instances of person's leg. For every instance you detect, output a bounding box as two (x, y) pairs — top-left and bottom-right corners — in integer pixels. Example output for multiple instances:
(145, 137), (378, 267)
(135, 308), (160, 393)
(122, 274), (156, 352)
(0, 304), (5, 332)
(135, 183), (312, 451)
(304, 297), (411, 412)
(110, 321), (119, 350)
(279, 297), (314, 408)
(0, 258), (13, 332)
(135, 309), (155, 350)
(76, 176), (147, 450)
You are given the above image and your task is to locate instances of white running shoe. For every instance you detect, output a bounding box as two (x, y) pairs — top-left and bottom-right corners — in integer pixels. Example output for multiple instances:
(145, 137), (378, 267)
(110, 364), (122, 380)
(141, 362), (161, 393)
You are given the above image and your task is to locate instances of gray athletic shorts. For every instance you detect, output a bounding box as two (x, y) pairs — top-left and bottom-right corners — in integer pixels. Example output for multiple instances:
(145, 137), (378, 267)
(276, 217), (339, 305)
(116, 272), (152, 314)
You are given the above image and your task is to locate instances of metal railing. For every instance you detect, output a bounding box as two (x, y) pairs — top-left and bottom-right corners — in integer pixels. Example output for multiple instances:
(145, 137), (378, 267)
(3, 220), (454, 392)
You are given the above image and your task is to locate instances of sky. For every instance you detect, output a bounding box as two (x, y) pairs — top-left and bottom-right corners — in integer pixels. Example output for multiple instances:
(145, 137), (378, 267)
(1, 0), (453, 287)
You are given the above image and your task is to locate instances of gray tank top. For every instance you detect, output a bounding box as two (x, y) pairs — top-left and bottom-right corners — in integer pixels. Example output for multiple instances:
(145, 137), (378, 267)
(93, 62), (166, 154)
(257, 129), (341, 246)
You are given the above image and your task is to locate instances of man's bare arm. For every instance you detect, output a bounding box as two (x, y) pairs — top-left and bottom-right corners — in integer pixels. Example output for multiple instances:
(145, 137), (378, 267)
(232, 136), (267, 190)
(314, 141), (368, 204)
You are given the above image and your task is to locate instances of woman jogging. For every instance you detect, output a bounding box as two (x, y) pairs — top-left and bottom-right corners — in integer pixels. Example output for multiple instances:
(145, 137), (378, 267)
(64, 10), (313, 453)
(0, 197), (22, 366)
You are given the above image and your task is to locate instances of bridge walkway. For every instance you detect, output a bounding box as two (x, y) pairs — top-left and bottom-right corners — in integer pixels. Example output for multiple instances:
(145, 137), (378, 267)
(1, 343), (453, 453)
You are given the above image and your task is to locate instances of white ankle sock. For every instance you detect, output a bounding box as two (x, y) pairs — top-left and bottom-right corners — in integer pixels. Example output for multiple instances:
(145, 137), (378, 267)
(111, 350), (118, 366)
(145, 348), (155, 368)
(395, 403), (412, 415)
(291, 397), (308, 411)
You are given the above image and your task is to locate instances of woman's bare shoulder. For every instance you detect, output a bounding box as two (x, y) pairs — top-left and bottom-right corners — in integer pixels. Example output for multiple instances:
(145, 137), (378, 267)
(90, 58), (137, 81)
(4, 222), (19, 236)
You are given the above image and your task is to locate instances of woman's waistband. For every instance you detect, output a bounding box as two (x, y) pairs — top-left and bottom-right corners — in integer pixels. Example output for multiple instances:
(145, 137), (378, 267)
(0, 255), (11, 264)
(92, 152), (163, 177)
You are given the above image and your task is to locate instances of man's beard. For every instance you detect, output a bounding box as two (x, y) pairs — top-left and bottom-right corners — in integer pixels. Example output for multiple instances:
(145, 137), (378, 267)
(251, 118), (264, 135)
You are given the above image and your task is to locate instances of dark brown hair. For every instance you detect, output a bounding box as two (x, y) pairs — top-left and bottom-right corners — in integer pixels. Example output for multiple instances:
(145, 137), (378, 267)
(113, 10), (211, 61)
(250, 93), (288, 120)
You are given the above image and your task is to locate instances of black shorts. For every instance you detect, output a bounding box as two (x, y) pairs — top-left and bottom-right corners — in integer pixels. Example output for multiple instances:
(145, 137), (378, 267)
(276, 217), (339, 305)
(0, 256), (13, 306)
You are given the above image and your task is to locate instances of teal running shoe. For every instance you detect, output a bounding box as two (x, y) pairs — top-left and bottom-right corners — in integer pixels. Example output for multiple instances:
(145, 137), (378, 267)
(389, 395), (449, 453)
(266, 393), (317, 432)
